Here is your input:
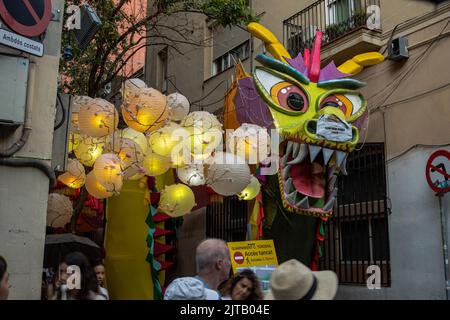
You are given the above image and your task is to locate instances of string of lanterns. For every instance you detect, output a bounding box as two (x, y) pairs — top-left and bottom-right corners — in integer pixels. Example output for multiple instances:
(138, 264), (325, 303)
(58, 79), (266, 217)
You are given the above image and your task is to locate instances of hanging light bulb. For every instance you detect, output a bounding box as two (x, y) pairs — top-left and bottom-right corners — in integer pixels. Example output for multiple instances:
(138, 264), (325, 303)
(158, 184), (196, 217)
(121, 88), (170, 133)
(57, 159), (86, 189)
(77, 98), (119, 138)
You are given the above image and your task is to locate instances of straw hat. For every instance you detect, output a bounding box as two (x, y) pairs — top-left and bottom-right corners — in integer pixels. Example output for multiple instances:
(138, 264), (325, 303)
(265, 259), (338, 300)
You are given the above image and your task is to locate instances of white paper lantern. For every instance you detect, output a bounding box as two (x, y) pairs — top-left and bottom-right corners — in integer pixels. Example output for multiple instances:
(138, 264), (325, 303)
(177, 164), (205, 186)
(228, 123), (270, 164)
(57, 159), (86, 189)
(181, 111), (223, 158)
(143, 152), (171, 176)
(93, 153), (123, 193)
(78, 98), (119, 137)
(47, 193), (73, 228)
(74, 136), (105, 167)
(148, 122), (187, 157)
(158, 184), (196, 217)
(167, 92), (190, 121)
(71, 96), (95, 133)
(121, 78), (147, 103)
(119, 127), (148, 154)
(237, 176), (261, 200)
(206, 152), (251, 196)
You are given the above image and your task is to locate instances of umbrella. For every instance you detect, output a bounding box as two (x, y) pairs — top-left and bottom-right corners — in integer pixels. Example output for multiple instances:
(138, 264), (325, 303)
(44, 233), (101, 269)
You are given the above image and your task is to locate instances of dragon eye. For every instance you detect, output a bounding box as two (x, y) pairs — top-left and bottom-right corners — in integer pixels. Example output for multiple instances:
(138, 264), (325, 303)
(270, 82), (308, 113)
(320, 93), (365, 121)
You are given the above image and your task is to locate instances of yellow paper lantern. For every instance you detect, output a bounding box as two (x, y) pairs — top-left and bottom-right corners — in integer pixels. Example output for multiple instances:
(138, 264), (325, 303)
(237, 176), (261, 200)
(177, 164), (205, 186)
(181, 111), (223, 158)
(121, 78), (147, 103)
(158, 184), (196, 217)
(206, 152), (251, 196)
(68, 131), (81, 153)
(47, 193), (73, 228)
(149, 122), (187, 157)
(121, 87), (170, 133)
(74, 136), (105, 167)
(85, 172), (114, 199)
(71, 96), (95, 133)
(57, 159), (86, 189)
(119, 127), (148, 154)
(228, 123), (270, 164)
(167, 92), (190, 121)
(77, 98), (119, 138)
(93, 153), (123, 193)
(143, 152), (171, 176)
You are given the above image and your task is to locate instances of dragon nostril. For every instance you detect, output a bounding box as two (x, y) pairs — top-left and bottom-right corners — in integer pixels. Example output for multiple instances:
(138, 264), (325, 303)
(307, 121), (317, 134)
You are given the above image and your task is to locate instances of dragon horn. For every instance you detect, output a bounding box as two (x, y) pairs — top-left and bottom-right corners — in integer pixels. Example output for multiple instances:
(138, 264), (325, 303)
(247, 22), (292, 62)
(338, 52), (385, 75)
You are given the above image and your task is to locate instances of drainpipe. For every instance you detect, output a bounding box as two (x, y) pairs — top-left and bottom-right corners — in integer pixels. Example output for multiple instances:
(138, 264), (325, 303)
(438, 194), (450, 300)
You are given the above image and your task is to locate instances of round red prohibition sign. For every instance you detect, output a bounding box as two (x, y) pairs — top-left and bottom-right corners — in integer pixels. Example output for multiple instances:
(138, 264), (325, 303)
(426, 149), (450, 194)
(234, 252), (244, 265)
(0, 0), (52, 37)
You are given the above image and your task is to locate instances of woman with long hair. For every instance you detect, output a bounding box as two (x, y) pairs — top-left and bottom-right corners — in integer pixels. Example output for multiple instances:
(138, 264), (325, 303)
(220, 269), (263, 300)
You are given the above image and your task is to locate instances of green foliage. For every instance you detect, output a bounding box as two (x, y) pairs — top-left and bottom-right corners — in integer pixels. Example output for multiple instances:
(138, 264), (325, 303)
(60, 0), (257, 97)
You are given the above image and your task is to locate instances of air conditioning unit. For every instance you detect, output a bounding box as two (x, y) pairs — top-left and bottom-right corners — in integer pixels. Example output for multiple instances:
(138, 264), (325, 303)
(74, 4), (102, 49)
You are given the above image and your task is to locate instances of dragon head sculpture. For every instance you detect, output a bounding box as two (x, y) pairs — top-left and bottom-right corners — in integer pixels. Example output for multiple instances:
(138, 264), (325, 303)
(242, 23), (384, 218)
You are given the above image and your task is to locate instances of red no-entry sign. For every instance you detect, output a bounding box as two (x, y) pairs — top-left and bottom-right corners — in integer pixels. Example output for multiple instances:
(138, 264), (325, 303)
(426, 149), (450, 194)
(0, 0), (52, 37)
(234, 251), (244, 265)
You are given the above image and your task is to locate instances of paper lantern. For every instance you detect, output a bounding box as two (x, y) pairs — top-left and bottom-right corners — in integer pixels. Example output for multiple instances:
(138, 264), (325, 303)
(93, 153), (123, 193)
(119, 127), (148, 154)
(57, 159), (86, 189)
(85, 172), (114, 199)
(77, 98), (119, 138)
(158, 184), (196, 217)
(177, 164), (205, 186)
(122, 87), (170, 133)
(237, 176), (261, 200)
(47, 193), (73, 228)
(68, 132), (81, 153)
(149, 122), (188, 157)
(167, 92), (190, 121)
(206, 152), (251, 196)
(143, 152), (171, 176)
(107, 137), (146, 180)
(74, 136), (105, 167)
(181, 111), (223, 157)
(121, 78), (147, 103)
(228, 123), (270, 164)
(71, 96), (95, 133)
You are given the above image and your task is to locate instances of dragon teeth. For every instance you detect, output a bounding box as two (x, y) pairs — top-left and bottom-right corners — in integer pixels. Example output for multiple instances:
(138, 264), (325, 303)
(285, 141), (293, 157)
(287, 144), (308, 165)
(292, 142), (301, 157)
(309, 145), (322, 162)
(328, 175), (337, 191)
(282, 165), (291, 180)
(286, 190), (297, 203)
(285, 177), (294, 192)
(322, 148), (334, 166)
(335, 151), (346, 167)
(341, 157), (348, 175)
(296, 196), (309, 209)
(323, 196), (336, 211)
(281, 154), (288, 167)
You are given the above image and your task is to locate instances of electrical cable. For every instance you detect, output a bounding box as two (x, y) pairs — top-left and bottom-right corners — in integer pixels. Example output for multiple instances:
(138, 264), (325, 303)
(0, 157), (56, 187)
(387, 143), (450, 163)
(54, 93), (67, 130)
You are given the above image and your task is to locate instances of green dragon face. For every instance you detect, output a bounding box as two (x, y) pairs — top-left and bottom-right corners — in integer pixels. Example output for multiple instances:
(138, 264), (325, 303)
(251, 36), (368, 218)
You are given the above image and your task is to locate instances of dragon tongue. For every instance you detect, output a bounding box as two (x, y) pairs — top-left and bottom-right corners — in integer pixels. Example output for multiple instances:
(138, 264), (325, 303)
(290, 161), (325, 198)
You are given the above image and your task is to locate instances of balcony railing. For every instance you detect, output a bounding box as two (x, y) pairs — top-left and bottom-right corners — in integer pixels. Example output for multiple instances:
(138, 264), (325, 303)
(283, 0), (381, 57)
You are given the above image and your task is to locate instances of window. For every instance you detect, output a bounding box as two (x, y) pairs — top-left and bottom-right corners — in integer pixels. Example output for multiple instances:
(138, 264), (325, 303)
(212, 40), (250, 77)
(319, 143), (391, 286)
(206, 196), (248, 242)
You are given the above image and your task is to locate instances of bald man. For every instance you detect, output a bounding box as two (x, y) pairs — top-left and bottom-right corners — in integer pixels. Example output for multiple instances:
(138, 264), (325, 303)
(195, 238), (231, 297)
